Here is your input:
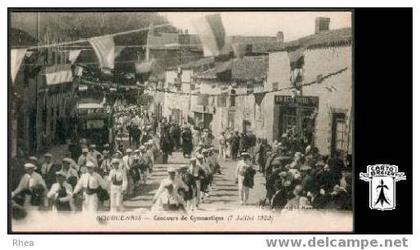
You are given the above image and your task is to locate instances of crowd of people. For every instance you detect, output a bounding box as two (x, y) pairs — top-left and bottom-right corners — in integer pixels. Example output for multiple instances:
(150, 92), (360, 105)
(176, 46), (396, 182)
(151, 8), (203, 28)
(11, 108), (351, 218)
(253, 128), (352, 211)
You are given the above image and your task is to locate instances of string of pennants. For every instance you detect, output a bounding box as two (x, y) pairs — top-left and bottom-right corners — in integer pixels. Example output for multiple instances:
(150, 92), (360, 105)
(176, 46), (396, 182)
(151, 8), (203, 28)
(79, 67), (347, 105)
(10, 23), (172, 84)
(144, 67), (348, 97)
(11, 14), (229, 83)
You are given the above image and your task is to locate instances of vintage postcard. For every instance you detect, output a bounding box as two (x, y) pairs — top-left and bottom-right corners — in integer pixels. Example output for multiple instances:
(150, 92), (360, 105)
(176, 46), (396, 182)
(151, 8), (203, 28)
(9, 10), (353, 232)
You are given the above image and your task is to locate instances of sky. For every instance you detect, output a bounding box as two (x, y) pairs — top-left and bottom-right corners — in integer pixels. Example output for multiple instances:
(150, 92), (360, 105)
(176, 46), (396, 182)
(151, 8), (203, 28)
(161, 11), (352, 41)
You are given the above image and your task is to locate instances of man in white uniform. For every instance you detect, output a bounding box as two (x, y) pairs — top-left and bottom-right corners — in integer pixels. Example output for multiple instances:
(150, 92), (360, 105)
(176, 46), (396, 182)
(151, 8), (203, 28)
(12, 163), (47, 209)
(236, 152), (252, 205)
(153, 167), (188, 205)
(107, 158), (128, 212)
(72, 161), (107, 213)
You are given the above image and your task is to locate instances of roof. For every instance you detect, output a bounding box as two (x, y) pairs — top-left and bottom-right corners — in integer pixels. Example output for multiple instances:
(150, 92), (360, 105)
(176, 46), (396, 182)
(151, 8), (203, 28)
(147, 33), (179, 50)
(196, 56), (268, 81)
(231, 56), (268, 81)
(172, 57), (215, 70)
(228, 35), (277, 44)
(147, 32), (203, 51)
(283, 27), (352, 51)
(227, 28), (352, 55)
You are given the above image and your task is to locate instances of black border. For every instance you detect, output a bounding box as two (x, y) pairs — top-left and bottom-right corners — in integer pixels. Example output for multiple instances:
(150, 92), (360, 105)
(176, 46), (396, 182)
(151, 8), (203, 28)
(7, 7), (413, 235)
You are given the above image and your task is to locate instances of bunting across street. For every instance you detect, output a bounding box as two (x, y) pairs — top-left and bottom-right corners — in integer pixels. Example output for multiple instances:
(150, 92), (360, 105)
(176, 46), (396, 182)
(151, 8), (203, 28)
(10, 49), (28, 83)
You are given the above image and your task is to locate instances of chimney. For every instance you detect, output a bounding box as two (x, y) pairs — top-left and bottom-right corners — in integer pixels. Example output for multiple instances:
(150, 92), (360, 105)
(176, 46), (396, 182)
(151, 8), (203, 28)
(184, 29), (189, 35)
(315, 17), (330, 34)
(276, 31), (284, 43)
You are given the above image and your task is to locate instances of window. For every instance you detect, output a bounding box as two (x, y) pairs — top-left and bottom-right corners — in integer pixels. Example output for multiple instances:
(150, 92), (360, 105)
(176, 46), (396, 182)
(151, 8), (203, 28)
(331, 113), (348, 155)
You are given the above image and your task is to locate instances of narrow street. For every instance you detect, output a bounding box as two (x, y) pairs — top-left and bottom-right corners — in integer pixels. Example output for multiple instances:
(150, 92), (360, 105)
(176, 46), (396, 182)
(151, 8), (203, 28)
(124, 151), (267, 211)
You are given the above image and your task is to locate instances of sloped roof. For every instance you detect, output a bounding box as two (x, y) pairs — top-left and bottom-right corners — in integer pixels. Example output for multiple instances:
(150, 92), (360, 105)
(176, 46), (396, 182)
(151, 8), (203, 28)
(284, 27), (352, 50)
(228, 35), (277, 44)
(147, 32), (203, 51)
(232, 56), (268, 80)
(147, 33), (179, 50)
(196, 55), (268, 81)
(174, 57), (215, 70)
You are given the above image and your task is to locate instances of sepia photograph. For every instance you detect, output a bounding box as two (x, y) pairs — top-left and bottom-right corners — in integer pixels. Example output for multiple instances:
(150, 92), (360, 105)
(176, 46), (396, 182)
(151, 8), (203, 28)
(9, 9), (353, 232)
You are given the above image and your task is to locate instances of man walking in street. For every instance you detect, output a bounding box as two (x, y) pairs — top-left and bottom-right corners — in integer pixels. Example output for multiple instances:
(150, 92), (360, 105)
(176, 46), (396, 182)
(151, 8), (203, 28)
(72, 161), (107, 213)
(230, 131), (240, 161)
(47, 171), (75, 212)
(108, 158), (127, 212)
(236, 152), (256, 205)
(218, 132), (227, 161)
(12, 163), (47, 210)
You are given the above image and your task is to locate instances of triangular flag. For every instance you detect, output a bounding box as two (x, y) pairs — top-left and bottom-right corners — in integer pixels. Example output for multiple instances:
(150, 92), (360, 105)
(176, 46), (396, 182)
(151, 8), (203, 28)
(254, 92), (266, 105)
(89, 36), (116, 69)
(193, 14), (226, 57)
(11, 49), (27, 83)
(68, 49), (82, 64)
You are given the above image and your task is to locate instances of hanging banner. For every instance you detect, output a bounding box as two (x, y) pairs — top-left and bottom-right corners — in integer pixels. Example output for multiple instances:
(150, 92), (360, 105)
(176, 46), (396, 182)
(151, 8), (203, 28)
(68, 49), (82, 64)
(89, 36), (116, 69)
(11, 49), (28, 83)
(254, 92), (266, 105)
(193, 14), (226, 57)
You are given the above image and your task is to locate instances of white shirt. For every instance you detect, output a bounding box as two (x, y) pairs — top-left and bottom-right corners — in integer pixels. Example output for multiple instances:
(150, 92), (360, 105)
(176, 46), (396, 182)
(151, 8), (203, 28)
(236, 160), (248, 179)
(61, 167), (79, 180)
(153, 176), (188, 201)
(107, 168), (128, 191)
(12, 172), (46, 196)
(47, 182), (73, 201)
(73, 172), (106, 194)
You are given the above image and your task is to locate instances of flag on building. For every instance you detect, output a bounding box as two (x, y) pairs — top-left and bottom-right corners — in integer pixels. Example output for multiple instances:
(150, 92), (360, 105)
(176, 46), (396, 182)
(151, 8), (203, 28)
(11, 49), (27, 83)
(193, 14), (226, 57)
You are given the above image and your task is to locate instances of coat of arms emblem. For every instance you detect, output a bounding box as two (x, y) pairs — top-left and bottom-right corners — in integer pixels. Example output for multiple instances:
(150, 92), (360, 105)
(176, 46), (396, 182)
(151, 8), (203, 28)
(360, 164), (406, 211)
